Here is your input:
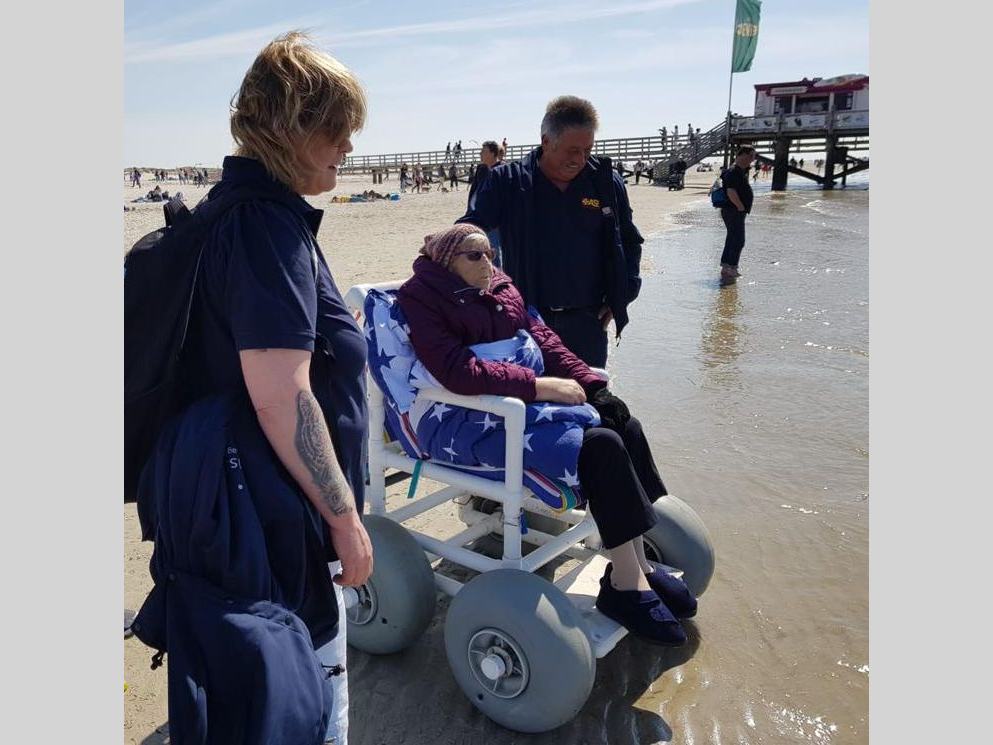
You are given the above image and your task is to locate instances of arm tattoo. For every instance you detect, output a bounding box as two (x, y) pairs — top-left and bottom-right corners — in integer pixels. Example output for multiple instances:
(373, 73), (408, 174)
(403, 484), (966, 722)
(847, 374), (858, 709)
(294, 391), (354, 516)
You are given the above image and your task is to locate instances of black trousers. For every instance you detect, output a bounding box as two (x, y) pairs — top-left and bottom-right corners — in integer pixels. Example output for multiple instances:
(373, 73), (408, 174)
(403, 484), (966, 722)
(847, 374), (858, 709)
(720, 206), (747, 267)
(541, 306), (608, 368)
(577, 416), (666, 549)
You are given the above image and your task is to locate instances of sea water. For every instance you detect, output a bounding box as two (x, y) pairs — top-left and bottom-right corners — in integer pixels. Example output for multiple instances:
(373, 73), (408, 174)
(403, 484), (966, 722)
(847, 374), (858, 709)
(600, 180), (869, 745)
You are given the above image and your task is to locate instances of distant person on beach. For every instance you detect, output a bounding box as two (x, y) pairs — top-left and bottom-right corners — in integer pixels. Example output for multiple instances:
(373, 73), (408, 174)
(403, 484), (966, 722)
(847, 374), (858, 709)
(400, 162), (409, 192)
(448, 162), (459, 190)
(616, 159), (625, 179)
(659, 126), (667, 147)
(799, 158), (805, 170)
(468, 141), (503, 265)
(131, 168), (141, 187)
(719, 145), (756, 284)
(789, 157), (797, 169)
(129, 32), (372, 745)
(398, 224), (695, 646)
(459, 94), (644, 367)
(673, 124), (679, 143)
(501, 137), (508, 151)
(468, 141), (499, 207)
(634, 159), (646, 184)
(446, 142), (451, 159)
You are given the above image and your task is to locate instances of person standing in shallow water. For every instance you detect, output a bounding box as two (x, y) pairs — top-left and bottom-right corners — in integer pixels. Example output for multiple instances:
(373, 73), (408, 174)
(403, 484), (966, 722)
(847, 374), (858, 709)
(719, 145), (756, 284)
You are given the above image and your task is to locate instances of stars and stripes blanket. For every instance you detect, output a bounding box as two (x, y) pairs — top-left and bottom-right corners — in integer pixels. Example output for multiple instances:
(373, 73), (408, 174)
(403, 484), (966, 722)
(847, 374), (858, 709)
(363, 288), (598, 510)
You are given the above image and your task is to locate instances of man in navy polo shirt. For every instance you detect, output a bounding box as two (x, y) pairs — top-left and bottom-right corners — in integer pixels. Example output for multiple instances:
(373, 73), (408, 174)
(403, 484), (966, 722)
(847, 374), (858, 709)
(459, 95), (644, 367)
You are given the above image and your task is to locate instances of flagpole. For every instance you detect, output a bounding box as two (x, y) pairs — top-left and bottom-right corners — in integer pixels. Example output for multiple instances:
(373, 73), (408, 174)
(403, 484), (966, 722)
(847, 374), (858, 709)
(724, 1), (738, 169)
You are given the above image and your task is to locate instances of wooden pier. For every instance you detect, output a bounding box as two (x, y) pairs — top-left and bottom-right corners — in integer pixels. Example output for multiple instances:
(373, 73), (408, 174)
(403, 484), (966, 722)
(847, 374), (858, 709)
(340, 111), (868, 191)
(342, 135), (682, 175)
(729, 110), (869, 190)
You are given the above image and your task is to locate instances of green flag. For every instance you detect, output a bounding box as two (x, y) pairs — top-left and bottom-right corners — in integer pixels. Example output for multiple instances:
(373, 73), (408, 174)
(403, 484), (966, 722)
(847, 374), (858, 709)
(731, 0), (761, 73)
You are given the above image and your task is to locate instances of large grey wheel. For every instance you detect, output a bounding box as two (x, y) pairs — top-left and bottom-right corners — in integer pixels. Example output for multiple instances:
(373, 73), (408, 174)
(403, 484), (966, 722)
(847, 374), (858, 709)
(641, 495), (716, 597)
(345, 515), (437, 654)
(444, 569), (595, 733)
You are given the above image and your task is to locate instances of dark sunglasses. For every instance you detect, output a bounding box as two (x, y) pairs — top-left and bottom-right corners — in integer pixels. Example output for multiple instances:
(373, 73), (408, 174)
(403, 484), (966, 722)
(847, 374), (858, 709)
(456, 249), (493, 262)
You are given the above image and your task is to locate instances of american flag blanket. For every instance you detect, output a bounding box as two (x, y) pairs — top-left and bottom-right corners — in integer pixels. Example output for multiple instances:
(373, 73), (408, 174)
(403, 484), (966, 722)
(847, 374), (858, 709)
(363, 288), (599, 510)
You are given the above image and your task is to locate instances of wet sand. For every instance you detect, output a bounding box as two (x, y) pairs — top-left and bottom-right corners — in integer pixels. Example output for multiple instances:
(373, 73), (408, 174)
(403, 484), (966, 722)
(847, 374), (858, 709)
(123, 167), (868, 744)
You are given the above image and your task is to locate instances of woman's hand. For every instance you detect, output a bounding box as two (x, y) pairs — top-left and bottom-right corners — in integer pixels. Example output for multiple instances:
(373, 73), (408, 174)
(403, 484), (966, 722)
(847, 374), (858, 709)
(534, 377), (587, 405)
(327, 512), (374, 586)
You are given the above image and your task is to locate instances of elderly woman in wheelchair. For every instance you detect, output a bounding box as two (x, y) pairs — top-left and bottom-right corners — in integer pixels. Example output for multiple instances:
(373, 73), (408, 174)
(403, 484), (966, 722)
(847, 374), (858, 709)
(395, 223), (697, 647)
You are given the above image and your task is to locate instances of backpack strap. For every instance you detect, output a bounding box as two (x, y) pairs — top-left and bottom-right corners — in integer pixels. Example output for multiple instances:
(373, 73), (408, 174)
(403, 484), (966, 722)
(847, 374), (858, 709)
(163, 197), (191, 228)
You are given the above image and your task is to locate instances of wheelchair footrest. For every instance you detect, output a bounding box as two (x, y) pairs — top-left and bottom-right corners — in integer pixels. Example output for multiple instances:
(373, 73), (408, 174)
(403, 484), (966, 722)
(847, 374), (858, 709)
(555, 554), (683, 659)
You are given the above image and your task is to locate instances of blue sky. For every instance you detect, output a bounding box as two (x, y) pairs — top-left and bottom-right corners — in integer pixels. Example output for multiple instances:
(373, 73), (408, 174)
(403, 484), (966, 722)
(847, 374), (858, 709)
(124, 0), (868, 167)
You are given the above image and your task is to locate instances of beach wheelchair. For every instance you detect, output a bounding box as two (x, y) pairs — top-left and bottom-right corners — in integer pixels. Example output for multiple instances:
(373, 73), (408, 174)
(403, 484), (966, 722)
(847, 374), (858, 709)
(342, 281), (716, 733)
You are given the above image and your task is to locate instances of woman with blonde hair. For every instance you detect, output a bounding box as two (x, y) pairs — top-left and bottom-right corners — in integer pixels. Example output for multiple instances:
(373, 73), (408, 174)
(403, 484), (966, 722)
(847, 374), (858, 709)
(132, 31), (370, 744)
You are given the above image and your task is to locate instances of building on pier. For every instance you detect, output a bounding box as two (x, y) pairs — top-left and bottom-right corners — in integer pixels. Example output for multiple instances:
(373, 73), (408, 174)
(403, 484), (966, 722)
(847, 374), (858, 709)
(729, 74), (869, 190)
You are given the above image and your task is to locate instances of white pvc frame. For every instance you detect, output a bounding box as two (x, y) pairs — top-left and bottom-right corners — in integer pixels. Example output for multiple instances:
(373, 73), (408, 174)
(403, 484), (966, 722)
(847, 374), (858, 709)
(345, 281), (605, 598)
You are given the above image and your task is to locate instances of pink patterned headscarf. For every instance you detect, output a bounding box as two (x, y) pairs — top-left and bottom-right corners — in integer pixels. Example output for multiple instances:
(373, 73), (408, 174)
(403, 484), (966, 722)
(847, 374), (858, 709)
(419, 224), (487, 269)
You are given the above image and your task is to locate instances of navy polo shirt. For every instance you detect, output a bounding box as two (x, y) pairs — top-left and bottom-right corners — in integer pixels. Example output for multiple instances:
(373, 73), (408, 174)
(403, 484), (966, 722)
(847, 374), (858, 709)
(186, 156), (368, 514)
(532, 164), (605, 309)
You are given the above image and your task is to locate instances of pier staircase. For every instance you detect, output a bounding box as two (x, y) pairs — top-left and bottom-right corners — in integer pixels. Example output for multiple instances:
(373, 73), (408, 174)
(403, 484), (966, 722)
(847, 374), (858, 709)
(651, 120), (728, 181)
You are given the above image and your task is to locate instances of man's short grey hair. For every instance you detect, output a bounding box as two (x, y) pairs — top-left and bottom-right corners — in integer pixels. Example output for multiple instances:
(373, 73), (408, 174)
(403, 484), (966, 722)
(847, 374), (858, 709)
(540, 95), (599, 142)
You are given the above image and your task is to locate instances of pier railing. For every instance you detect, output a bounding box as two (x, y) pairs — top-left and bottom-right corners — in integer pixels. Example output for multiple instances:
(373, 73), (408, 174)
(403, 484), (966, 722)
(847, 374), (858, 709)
(341, 134), (705, 174)
(731, 109), (869, 137)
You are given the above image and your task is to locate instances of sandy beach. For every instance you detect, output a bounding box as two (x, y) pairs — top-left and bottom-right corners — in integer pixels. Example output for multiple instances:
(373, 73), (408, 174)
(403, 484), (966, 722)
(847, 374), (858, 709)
(123, 164), (868, 745)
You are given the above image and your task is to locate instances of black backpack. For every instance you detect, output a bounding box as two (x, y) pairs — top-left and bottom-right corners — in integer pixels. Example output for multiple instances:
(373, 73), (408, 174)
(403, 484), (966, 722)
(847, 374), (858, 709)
(123, 187), (298, 502)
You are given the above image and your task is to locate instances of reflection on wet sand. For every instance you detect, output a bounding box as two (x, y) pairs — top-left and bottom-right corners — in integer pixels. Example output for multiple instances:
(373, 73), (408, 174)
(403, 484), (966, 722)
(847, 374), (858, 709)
(700, 284), (744, 387)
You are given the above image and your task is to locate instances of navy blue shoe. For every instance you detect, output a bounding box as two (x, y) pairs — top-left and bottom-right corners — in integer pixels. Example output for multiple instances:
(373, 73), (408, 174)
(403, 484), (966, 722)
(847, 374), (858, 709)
(595, 572), (687, 647)
(605, 562), (698, 619)
(644, 561), (698, 619)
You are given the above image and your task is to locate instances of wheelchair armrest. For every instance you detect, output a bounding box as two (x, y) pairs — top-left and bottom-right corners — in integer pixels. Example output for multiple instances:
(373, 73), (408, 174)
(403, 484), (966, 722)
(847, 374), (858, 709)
(417, 387), (526, 433)
(417, 388), (527, 490)
(589, 367), (609, 381)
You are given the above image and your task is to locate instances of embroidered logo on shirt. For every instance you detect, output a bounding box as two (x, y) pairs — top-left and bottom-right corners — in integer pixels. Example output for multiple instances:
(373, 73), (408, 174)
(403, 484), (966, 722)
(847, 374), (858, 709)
(581, 197), (601, 209)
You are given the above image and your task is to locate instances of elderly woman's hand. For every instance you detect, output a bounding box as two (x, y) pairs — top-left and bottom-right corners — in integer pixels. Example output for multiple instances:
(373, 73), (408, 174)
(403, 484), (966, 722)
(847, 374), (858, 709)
(534, 377), (587, 405)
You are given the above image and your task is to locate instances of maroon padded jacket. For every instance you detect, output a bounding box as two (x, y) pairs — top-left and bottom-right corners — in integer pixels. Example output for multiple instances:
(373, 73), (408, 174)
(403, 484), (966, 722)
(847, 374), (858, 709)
(397, 256), (606, 402)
